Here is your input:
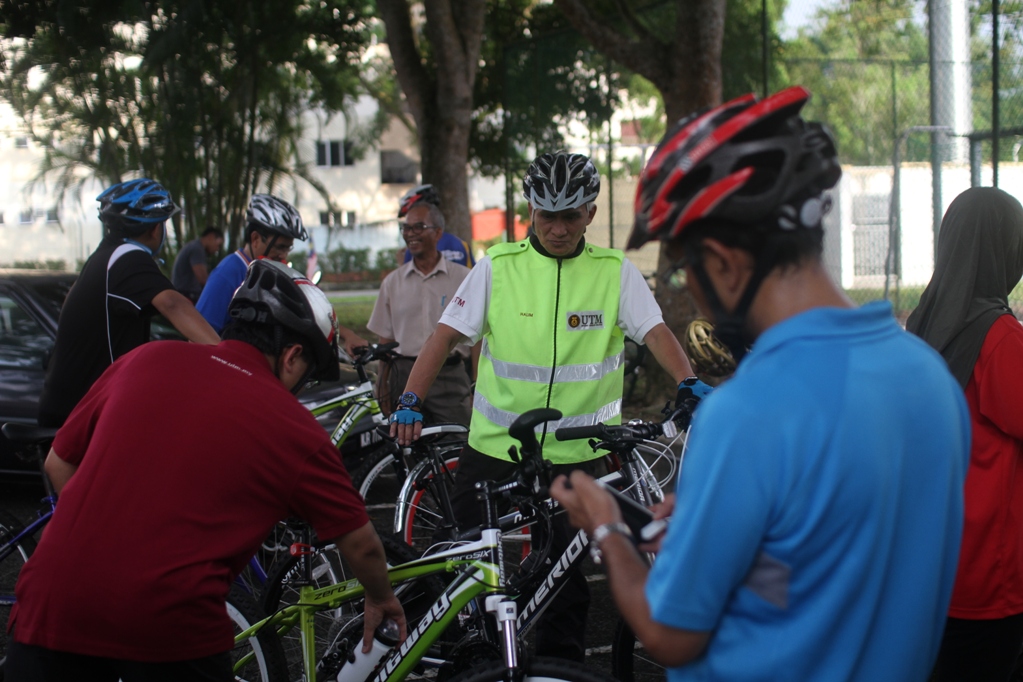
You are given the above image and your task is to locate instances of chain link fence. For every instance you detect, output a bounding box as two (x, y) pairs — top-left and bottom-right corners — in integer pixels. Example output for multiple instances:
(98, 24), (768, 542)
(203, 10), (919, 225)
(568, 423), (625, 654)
(499, 0), (1023, 319)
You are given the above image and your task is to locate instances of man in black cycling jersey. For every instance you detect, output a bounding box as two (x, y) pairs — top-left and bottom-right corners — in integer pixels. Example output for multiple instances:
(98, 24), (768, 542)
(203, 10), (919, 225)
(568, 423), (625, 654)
(6, 259), (405, 682)
(37, 179), (221, 428)
(551, 87), (970, 681)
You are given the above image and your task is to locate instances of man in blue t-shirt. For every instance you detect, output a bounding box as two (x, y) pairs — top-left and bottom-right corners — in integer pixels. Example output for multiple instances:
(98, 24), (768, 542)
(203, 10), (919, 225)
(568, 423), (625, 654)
(552, 88), (970, 681)
(397, 183), (475, 269)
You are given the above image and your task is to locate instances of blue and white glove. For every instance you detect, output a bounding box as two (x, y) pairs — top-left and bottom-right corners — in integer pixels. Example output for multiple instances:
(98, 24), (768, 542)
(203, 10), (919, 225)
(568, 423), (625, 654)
(675, 376), (713, 428)
(389, 409), (424, 425)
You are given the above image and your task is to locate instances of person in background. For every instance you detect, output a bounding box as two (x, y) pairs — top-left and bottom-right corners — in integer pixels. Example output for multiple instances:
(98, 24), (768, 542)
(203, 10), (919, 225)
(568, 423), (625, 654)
(551, 87), (970, 682)
(907, 187), (1023, 682)
(37, 179), (220, 428)
(197, 194), (366, 355)
(398, 185), (474, 269)
(368, 193), (473, 423)
(172, 226), (224, 303)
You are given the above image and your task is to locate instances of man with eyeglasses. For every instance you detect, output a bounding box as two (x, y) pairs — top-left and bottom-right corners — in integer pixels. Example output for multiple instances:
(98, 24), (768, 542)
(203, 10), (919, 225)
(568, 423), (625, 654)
(197, 195), (306, 335)
(196, 195), (366, 355)
(367, 197), (474, 424)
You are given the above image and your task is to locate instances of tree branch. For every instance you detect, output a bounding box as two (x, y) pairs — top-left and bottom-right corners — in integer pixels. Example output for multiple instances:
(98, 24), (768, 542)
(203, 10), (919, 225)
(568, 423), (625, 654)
(552, 0), (671, 91)
(376, 0), (431, 125)
(613, 0), (656, 45)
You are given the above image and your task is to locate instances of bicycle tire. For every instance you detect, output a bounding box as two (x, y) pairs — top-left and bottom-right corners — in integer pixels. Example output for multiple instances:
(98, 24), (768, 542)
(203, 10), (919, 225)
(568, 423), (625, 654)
(446, 656), (617, 682)
(0, 510), (36, 673)
(226, 584), (289, 682)
(351, 442), (406, 538)
(260, 534), (450, 681)
(610, 618), (665, 682)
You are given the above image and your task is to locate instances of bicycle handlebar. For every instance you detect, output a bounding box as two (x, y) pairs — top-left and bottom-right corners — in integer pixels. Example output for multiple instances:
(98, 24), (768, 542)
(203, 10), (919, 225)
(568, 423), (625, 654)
(554, 419), (677, 443)
(352, 341), (399, 366)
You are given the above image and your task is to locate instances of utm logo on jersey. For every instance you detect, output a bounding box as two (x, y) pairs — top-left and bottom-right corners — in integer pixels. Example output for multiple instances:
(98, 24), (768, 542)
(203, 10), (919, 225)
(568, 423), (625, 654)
(566, 310), (604, 331)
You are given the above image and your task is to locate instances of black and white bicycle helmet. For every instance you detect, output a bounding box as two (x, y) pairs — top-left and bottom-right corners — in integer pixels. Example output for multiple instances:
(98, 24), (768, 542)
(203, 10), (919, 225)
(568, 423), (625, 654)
(398, 184), (441, 218)
(228, 259), (340, 382)
(522, 152), (600, 212)
(628, 86), (841, 249)
(97, 178), (180, 234)
(246, 194), (308, 241)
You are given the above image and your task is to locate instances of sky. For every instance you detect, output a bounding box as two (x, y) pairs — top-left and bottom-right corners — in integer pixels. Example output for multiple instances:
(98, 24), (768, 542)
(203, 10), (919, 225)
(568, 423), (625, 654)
(781, 0), (835, 39)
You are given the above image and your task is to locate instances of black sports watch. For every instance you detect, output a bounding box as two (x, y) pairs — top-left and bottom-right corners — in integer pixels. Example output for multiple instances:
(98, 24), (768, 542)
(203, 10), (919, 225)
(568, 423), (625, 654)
(397, 391), (422, 410)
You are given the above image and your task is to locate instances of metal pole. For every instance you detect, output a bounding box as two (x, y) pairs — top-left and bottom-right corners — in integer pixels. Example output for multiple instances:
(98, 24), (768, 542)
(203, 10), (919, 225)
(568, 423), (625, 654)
(762, 0), (769, 97)
(607, 56), (614, 249)
(927, 0), (943, 258)
(993, 0), (1000, 186)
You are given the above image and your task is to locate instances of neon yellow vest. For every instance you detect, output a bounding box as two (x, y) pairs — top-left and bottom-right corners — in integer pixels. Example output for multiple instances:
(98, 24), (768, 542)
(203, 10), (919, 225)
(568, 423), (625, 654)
(471, 239), (625, 463)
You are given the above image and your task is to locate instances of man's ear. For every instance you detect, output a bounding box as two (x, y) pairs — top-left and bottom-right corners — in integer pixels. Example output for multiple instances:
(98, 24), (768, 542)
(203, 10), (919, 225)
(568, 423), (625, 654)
(700, 238), (753, 298)
(281, 343), (305, 368)
(585, 203), (597, 225)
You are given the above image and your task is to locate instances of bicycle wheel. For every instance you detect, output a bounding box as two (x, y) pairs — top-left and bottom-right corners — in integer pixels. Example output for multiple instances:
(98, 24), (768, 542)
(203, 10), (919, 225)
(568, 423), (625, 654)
(260, 534), (448, 681)
(226, 584), (289, 682)
(351, 442), (406, 538)
(400, 454), (460, 554)
(0, 510), (36, 673)
(447, 656), (617, 682)
(610, 618), (665, 682)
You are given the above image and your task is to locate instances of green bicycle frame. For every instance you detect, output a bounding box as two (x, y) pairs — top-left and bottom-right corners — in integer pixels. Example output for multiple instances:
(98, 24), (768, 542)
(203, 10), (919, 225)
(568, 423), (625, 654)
(304, 380), (385, 449)
(234, 532), (506, 682)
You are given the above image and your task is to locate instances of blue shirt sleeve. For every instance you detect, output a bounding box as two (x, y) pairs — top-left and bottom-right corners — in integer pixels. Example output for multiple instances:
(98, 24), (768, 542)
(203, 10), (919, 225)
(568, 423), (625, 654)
(196, 255), (245, 333)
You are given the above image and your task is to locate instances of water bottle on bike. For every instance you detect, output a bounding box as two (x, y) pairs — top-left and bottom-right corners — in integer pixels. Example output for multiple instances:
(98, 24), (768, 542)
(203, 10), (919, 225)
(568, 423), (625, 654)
(333, 618), (401, 682)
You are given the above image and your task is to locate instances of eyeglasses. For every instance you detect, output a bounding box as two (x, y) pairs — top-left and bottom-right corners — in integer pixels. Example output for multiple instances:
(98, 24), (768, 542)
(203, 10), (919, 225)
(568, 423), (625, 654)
(399, 222), (438, 235)
(659, 251), (697, 290)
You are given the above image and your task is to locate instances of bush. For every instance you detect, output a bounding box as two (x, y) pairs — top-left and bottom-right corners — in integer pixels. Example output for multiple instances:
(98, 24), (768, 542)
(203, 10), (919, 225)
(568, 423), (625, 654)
(324, 246), (371, 274)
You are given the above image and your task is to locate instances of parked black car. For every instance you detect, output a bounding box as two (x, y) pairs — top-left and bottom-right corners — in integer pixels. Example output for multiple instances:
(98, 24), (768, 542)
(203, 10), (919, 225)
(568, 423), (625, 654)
(0, 270), (378, 474)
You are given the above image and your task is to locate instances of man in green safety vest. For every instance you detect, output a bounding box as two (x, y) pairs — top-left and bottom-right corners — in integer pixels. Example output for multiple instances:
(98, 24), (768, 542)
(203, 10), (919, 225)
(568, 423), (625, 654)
(390, 151), (710, 662)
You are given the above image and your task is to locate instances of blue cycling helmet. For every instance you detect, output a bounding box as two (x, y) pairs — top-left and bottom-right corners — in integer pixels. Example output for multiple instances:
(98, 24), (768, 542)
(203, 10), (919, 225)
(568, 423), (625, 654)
(97, 179), (180, 235)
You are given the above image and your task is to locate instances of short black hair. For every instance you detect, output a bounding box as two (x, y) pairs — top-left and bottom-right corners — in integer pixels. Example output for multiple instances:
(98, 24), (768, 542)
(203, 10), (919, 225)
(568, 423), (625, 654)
(201, 227), (224, 239)
(678, 218), (824, 271)
(221, 320), (313, 365)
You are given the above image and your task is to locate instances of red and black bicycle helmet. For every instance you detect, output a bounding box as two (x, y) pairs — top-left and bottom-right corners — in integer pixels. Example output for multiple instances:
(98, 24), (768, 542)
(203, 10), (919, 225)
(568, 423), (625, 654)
(628, 86), (841, 249)
(398, 184), (441, 218)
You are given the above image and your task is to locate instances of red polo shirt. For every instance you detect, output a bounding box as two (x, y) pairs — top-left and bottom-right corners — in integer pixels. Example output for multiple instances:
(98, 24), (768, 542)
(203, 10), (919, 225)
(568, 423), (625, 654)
(950, 314), (1023, 619)
(10, 340), (368, 660)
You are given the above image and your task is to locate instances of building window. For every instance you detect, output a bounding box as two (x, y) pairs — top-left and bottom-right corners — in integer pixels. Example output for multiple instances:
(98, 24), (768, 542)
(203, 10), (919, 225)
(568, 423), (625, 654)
(14, 137), (27, 149)
(319, 210), (345, 227)
(19, 210), (33, 225)
(316, 140), (355, 167)
(380, 150), (419, 184)
(344, 211), (357, 228)
(0, 212), (5, 225)
(46, 208), (59, 223)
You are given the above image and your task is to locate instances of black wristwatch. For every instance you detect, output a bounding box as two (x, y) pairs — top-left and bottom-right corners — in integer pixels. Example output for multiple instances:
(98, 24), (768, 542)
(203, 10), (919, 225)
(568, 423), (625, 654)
(397, 391), (422, 410)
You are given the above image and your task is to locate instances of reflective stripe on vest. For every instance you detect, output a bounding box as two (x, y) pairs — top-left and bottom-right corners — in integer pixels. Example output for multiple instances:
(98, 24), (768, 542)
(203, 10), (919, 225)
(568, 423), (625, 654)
(481, 338), (624, 384)
(473, 391), (623, 431)
(469, 240), (625, 464)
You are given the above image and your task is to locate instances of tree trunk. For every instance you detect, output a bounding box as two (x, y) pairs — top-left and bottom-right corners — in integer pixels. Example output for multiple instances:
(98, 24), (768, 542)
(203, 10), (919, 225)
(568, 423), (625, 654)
(552, 0), (727, 398)
(376, 0), (485, 244)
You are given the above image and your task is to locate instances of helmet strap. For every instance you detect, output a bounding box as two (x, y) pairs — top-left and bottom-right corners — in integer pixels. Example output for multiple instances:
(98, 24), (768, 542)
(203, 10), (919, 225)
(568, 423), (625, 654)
(689, 240), (780, 363)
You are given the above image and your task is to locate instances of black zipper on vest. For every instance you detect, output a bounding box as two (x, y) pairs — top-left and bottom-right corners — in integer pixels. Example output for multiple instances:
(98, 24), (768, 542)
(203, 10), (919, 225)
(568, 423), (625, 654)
(540, 258), (563, 447)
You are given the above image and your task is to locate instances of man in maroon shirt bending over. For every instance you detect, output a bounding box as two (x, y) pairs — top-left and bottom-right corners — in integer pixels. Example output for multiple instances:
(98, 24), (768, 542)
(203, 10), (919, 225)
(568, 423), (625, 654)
(5, 259), (405, 682)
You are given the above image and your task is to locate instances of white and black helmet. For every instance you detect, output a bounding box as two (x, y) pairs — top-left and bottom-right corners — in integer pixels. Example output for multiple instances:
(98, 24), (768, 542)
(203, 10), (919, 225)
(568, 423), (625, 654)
(522, 152), (600, 212)
(246, 194), (308, 241)
(228, 259), (340, 382)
